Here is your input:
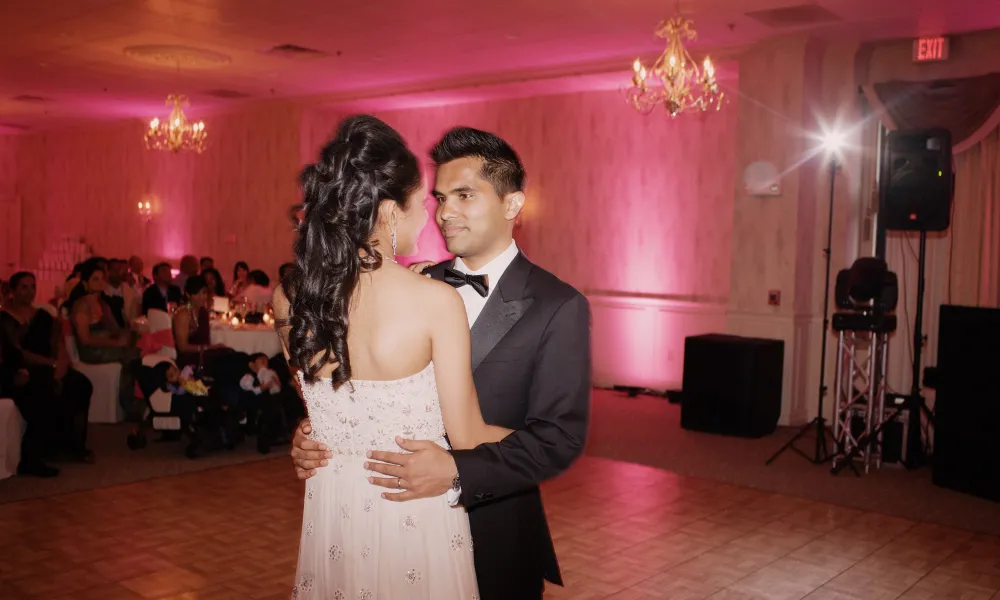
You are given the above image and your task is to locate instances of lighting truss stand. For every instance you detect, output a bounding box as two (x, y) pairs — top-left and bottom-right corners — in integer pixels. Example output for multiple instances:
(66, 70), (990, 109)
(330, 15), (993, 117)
(766, 159), (840, 467)
(833, 231), (932, 474)
(829, 314), (895, 473)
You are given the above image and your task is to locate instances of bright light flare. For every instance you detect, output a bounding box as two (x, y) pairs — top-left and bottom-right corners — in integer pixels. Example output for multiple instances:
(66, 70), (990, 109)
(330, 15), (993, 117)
(821, 129), (847, 154)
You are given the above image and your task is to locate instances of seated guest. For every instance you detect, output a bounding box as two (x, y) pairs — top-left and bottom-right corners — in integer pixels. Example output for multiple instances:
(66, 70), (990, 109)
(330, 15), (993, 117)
(70, 263), (141, 416)
(1, 271), (94, 463)
(236, 270), (272, 310)
(199, 256), (215, 273)
(240, 353), (287, 453)
(90, 256), (109, 273)
(240, 353), (281, 397)
(63, 263), (85, 301)
(174, 255), (199, 291)
(228, 261), (250, 299)
(201, 267), (226, 301)
(103, 258), (140, 329)
(127, 255), (152, 291)
(172, 275), (230, 370)
(142, 262), (182, 315)
(0, 344), (59, 477)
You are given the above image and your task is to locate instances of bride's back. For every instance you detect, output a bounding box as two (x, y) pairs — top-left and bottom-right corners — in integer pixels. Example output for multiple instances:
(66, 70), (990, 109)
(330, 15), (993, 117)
(315, 262), (436, 382)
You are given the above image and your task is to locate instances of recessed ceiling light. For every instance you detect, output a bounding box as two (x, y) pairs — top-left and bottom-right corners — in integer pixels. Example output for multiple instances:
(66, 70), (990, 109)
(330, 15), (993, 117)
(12, 95), (50, 103)
(124, 45), (231, 69)
(262, 44), (328, 60)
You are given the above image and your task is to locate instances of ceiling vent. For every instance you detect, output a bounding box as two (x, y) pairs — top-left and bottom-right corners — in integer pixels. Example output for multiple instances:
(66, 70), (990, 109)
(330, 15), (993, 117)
(11, 95), (50, 103)
(745, 4), (841, 28)
(262, 44), (328, 60)
(204, 89), (251, 99)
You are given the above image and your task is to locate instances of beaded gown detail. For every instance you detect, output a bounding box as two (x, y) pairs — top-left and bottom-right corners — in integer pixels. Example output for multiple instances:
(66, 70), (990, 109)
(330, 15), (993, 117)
(292, 362), (479, 600)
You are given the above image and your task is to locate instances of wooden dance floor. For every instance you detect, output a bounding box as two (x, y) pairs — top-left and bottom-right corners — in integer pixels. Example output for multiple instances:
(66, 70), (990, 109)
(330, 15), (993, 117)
(1, 455), (998, 600)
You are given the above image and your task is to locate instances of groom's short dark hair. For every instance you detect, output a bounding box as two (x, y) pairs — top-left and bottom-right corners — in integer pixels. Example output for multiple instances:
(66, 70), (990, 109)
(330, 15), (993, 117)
(431, 127), (525, 196)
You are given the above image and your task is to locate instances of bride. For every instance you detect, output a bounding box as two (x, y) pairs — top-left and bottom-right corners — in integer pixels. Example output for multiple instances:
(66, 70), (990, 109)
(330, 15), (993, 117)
(273, 115), (510, 599)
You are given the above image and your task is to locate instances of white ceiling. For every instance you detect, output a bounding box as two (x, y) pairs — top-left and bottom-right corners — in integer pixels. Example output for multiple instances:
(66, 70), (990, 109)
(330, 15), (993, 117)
(0, 0), (997, 130)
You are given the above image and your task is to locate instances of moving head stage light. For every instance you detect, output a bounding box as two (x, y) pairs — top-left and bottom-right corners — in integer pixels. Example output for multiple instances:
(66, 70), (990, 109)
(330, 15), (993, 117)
(830, 258), (898, 473)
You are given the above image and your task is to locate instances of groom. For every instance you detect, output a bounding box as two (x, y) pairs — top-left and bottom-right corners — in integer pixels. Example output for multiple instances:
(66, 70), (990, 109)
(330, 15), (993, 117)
(291, 126), (591, 599)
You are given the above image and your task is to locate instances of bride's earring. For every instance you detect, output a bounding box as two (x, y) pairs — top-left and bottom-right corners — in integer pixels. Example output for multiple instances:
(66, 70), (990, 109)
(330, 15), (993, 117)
(390, 227), (397, 256)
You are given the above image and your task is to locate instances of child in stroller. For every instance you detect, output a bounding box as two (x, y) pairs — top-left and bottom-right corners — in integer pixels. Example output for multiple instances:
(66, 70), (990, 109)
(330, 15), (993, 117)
(135, 361), (244, 459)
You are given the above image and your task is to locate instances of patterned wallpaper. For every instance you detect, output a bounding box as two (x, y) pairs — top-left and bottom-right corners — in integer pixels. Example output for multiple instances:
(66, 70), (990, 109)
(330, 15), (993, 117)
(0, 136), (20, 276)
(3, 92), (738, 390)
(305, 89), (739, 302)
(303, 91), (738, 390)
(13, 101), (302, 284)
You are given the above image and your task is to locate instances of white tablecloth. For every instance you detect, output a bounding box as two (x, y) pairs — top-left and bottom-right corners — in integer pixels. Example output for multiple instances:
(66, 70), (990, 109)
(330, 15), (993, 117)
(0, 399), (24, 480)
(211, 324), (282, 357)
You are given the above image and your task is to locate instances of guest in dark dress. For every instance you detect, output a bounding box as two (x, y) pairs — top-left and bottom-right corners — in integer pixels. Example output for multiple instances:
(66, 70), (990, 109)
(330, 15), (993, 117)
(201, 267), (226, 303)
(1, 341), (59, 476)
(228, 261), (250, 299)
(172, 275), (231, 371)
(1, 272), (94, 463)
(70, 263), (141, 417)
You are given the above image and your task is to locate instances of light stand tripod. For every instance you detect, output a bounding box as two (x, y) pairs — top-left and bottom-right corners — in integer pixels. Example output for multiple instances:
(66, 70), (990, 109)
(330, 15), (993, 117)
(766, 157), (842, 467)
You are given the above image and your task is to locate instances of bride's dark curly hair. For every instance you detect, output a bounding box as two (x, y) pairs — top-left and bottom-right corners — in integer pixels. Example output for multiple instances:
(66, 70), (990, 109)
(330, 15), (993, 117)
(285, 115), (421, 389)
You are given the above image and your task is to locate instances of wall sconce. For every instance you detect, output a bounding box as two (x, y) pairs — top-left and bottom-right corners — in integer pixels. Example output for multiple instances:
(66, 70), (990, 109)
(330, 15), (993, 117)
(138, 201), (152, 222)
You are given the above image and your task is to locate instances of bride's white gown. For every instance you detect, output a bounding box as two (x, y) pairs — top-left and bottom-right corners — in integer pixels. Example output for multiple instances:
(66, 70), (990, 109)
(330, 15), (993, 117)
(292, 362), (480, 600)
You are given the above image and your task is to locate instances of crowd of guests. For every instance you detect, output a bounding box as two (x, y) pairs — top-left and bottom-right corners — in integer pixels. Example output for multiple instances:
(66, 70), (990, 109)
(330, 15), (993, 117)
(0, 254), (298, 477)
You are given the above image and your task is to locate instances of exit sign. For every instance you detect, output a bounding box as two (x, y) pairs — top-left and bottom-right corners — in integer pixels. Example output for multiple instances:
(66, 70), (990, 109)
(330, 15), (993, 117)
(913, 36), (949, 62)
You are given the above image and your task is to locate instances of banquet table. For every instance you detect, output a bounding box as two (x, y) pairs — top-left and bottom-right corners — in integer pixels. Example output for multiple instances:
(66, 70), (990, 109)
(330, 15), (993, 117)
(210, 323), (282, 357)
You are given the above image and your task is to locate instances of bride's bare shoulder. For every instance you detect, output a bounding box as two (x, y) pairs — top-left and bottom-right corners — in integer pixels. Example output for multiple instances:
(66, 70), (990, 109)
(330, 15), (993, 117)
(397, 265), (464, 316)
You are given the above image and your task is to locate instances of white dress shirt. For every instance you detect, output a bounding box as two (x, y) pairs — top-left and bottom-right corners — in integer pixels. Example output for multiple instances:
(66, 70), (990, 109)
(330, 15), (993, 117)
(451, 240), (519, 327)
(445, 239), (518, 506)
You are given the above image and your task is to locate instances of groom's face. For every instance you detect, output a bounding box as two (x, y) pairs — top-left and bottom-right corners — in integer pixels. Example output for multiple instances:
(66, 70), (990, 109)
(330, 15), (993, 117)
(433, 157), (512, 260)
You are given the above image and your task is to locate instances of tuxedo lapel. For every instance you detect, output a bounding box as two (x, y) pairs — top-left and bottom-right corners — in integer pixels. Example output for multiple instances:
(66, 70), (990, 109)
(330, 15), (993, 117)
(469, 253), (533, 372)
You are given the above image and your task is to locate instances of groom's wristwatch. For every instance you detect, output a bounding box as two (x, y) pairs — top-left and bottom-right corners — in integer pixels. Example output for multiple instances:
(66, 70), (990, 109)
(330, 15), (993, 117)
(451, 474), (461, 492)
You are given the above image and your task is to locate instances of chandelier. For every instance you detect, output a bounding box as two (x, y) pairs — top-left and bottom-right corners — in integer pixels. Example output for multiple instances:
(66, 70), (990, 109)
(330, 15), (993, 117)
(145, 94), (207, 153)
(625, 16), (723, 117)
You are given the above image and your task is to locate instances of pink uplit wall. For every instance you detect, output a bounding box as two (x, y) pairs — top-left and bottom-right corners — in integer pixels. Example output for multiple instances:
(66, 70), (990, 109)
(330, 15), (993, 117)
(304, 89), (738, 388)
(0, 136), (21, 278)
(13, 101), (302, 286)
(11, 82), (739, 391)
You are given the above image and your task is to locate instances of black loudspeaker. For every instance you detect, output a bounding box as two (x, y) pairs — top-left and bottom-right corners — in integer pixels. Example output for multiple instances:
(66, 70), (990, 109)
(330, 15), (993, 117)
(681, 334), (783, 438)
(933, 305), (1000, 502)
(880, 128), (954, 231)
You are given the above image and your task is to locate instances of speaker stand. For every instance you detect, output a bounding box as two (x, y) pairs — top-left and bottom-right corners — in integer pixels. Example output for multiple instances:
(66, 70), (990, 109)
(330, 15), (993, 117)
(766, 159), (854, 473)
(904, 231), (934, 468)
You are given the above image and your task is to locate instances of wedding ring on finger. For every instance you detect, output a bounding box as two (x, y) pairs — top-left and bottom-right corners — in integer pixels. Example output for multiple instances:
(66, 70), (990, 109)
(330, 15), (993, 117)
(396, 478), (403, 489)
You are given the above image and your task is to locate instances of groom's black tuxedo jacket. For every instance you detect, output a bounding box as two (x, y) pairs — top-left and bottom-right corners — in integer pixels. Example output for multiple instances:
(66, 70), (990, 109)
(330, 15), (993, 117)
(427, 252), (591, 599)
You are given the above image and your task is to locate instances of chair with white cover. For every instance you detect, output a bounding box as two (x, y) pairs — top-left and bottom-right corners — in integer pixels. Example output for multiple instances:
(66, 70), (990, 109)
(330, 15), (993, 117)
(0, 398), (24, 480)
(145, 309), (177, 360)
(146, 309), (172, 332)
(65, 335), (124, 423)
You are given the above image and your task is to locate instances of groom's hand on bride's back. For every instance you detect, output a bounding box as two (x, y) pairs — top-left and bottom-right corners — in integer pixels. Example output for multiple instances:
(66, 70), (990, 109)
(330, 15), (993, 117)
(291, 418), (333, 480)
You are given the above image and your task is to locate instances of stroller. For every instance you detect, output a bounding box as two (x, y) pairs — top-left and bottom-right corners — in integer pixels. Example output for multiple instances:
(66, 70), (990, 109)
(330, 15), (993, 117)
(131, 355), (244, 459)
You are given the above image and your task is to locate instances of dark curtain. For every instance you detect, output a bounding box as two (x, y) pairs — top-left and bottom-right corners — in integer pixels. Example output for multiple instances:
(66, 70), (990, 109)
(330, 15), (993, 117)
(871, 72), (1000, 146)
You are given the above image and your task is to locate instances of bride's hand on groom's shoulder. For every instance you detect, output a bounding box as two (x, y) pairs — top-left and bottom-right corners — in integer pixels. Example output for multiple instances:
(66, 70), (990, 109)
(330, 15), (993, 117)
(291, 418), (333, 480)
(408, 261), (434, 277)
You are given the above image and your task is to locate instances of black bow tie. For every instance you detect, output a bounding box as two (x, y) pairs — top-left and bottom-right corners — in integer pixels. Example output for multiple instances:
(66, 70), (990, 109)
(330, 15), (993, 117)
(444, 268), (488, 297)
